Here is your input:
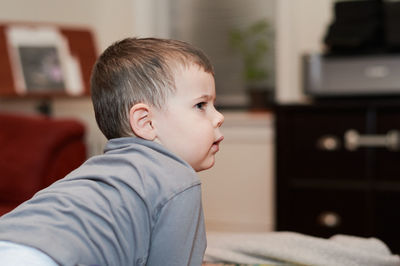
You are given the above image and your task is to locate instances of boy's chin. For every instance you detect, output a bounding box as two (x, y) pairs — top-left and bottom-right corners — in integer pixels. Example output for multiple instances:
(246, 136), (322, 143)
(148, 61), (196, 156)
(193, 159), (215, 172)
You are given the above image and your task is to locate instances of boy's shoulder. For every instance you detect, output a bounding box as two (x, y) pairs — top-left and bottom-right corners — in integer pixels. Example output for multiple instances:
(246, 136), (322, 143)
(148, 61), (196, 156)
(104, 137), (198, 181)
(62, 137), (201, 204)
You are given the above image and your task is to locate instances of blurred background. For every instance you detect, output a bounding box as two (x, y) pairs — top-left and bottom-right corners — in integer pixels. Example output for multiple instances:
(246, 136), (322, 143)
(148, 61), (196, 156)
(4, 0), (399, 254)
(0, 0), (336, 231)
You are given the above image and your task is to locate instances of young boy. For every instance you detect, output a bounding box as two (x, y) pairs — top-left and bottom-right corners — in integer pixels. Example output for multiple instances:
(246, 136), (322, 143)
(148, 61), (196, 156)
(0, 37), (224, 266)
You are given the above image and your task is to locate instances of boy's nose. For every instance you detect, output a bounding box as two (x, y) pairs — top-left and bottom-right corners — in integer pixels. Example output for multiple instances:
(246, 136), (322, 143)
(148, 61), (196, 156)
(214, 110), (224, 128)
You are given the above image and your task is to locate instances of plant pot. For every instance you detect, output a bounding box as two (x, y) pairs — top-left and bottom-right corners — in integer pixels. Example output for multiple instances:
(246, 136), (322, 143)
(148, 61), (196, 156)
(246, 87), (274, 110)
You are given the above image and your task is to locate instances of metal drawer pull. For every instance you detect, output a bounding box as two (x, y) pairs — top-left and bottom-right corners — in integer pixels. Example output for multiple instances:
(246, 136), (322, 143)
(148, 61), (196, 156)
(317, 211), (341, 228)
(317, 135), (341, 151)
(344, 129), (400, 151)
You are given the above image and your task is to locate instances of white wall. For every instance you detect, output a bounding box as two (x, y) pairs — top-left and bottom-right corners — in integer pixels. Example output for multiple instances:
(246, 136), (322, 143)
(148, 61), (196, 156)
(0, 0), (138, 52)
(275, 0), (334, 103)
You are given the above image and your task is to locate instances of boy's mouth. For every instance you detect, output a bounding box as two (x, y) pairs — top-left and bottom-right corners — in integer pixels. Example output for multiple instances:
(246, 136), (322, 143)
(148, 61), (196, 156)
(212, 136), (224, 152)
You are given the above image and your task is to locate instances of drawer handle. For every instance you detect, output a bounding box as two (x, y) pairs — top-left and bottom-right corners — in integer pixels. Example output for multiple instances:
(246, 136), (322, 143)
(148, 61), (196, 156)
(344, 129), (400, 151)
(317, 211), (341, 228)
(317, 135), (341, 151)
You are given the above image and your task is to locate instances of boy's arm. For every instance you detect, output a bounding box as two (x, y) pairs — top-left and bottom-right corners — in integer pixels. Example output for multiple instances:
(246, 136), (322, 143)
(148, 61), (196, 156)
(146, 185), (206, 266)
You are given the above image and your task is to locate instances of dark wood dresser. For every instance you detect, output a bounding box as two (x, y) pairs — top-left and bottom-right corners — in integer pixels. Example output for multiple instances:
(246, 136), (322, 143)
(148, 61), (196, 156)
(275, 100), (400, 254)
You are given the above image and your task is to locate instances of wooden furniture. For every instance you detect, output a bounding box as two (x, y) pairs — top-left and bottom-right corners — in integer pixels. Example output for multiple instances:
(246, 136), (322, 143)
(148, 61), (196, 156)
(275, 100), (400, 254)
(0, 22), (97, 97)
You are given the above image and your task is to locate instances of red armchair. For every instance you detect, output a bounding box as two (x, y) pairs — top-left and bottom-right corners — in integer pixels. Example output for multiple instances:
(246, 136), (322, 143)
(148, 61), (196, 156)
(0, 112), (86, 216)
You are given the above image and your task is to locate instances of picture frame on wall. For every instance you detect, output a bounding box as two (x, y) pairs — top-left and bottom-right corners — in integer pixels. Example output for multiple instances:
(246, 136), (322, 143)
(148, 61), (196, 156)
(5, 25), (83, 95)
(16, 45), (65, 93)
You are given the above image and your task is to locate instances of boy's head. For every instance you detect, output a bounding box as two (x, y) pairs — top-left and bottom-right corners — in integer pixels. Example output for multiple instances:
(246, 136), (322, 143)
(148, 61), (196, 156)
(91, 37), (224, 171)
(90, 37), (214, 140)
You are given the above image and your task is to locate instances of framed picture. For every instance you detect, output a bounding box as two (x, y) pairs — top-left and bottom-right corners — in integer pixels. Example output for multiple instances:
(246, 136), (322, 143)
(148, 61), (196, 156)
(6, 25), (83, 95)
(16, 45), (65, 92)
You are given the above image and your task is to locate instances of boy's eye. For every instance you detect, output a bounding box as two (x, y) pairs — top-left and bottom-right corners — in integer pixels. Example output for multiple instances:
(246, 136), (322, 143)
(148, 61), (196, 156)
(195, 102), (206, 110)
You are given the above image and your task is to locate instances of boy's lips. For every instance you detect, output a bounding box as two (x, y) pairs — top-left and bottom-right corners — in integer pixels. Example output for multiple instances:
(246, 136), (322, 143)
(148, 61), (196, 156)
(212, 136), (224, 152)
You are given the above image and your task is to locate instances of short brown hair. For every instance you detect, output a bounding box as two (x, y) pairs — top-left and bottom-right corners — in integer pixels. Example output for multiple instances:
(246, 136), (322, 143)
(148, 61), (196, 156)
(90, 37), (214, 140)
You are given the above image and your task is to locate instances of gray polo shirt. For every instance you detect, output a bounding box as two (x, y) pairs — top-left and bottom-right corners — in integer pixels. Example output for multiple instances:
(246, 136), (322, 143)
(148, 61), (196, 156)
(0, 137), (206, 266)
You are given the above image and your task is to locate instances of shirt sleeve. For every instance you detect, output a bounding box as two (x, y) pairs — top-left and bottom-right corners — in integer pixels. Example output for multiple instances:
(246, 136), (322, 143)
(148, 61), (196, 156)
(145, 184), (206, 266)
(0, 241), (58, 266)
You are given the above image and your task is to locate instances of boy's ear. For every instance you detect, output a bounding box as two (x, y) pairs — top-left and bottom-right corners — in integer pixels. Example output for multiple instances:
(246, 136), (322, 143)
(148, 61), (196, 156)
(129, 103), (156, 140)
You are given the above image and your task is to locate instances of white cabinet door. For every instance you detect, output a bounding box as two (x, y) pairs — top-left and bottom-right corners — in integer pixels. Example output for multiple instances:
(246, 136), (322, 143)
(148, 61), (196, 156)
(200, 111), (275, 232)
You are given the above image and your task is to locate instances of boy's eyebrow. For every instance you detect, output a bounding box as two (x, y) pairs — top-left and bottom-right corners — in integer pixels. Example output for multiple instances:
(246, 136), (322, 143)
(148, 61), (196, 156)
(195, 94), (214, 101)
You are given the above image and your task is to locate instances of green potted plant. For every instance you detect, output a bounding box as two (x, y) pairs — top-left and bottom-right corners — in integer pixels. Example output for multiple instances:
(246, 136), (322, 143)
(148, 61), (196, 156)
(229, 19), (273, 109)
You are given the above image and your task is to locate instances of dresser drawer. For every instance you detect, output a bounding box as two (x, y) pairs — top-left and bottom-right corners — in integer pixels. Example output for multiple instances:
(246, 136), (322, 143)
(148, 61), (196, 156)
(278, 188), (370, 238)
(374, 191), (400, 254)
(375, 107), (400, 181)
(277, 107), (367, 180)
